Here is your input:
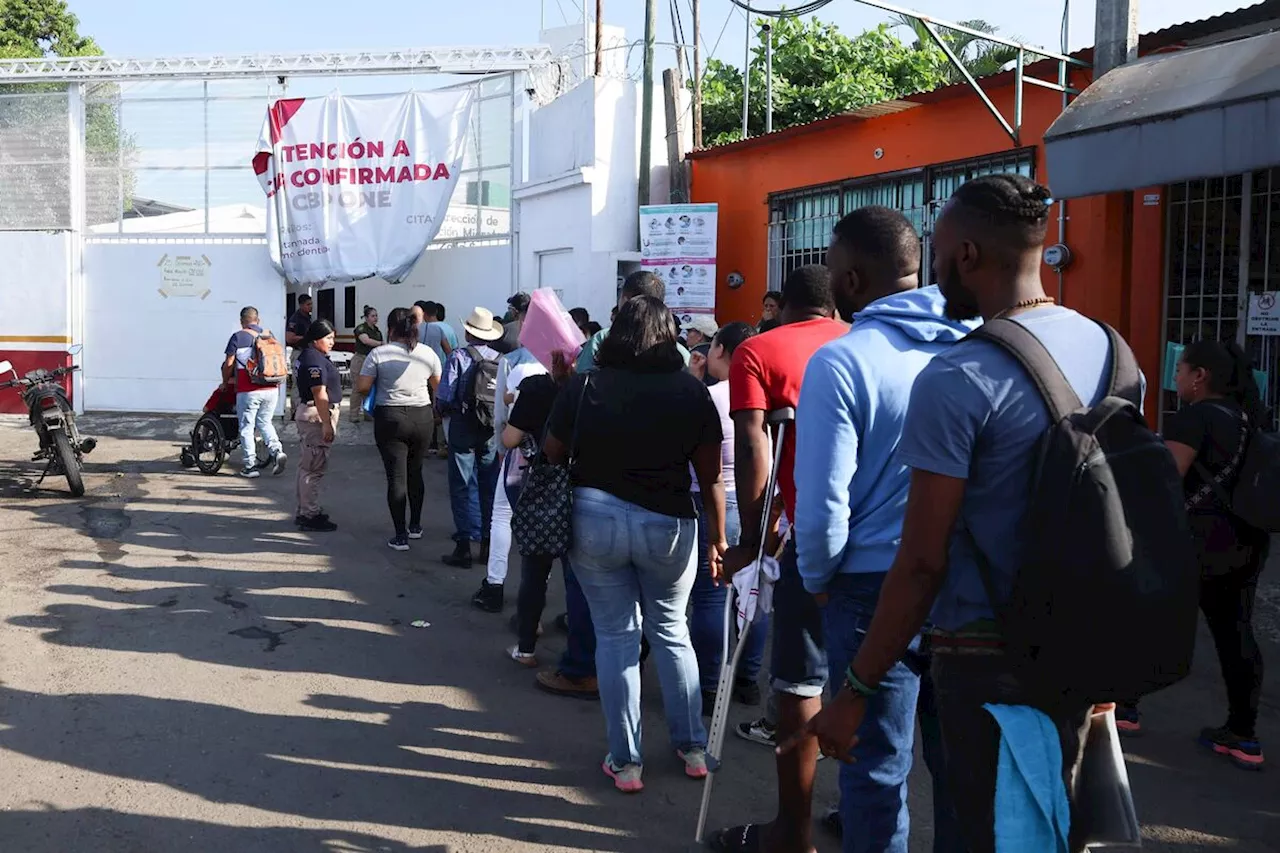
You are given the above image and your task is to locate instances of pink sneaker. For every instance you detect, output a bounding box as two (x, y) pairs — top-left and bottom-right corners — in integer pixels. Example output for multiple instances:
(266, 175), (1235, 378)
(602, 756), (643, 793)
(678, 748), (709, 779)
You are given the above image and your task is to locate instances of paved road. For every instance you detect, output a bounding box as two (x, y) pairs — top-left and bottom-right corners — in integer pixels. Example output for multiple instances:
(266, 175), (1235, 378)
(0, 414), (1275, 852)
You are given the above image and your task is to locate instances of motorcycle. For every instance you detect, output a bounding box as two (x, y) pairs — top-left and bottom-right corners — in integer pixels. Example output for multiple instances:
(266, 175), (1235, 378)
(0, 351), (96, 497)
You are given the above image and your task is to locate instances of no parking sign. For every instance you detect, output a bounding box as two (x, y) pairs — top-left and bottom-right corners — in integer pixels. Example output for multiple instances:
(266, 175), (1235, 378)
(1247, 292), (1280, 335)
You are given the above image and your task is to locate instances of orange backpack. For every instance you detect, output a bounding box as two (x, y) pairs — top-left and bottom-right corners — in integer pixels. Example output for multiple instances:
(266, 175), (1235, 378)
(246, 332), (289, 386)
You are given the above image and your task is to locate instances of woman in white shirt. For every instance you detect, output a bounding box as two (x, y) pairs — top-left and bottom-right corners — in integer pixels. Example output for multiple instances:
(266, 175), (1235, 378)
(355, 307), (443, 551)
(688, 322), (768, 708)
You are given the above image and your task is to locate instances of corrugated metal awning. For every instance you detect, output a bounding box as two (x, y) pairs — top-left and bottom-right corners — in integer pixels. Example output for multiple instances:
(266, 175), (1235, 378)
(1044, 28), (1280, 198)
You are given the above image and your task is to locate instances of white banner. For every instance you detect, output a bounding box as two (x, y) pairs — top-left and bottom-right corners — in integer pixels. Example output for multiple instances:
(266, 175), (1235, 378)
(640, 203), (718, 321)
(253, 90), (476, 285)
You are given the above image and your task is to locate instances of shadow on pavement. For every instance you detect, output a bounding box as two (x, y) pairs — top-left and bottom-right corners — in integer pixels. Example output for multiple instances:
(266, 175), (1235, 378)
(0, 808), (450, 853)
(0, 685), (637, 851)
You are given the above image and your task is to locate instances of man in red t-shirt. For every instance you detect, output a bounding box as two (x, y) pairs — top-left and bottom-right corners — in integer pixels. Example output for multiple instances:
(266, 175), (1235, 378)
(713, 265), (845, 853)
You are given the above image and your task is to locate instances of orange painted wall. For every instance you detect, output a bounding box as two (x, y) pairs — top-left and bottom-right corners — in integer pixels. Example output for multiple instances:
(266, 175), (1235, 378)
(690, 72), (1168, 405)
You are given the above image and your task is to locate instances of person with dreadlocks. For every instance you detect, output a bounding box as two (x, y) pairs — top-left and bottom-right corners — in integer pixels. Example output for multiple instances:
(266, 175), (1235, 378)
(780, 174), (1142, 853)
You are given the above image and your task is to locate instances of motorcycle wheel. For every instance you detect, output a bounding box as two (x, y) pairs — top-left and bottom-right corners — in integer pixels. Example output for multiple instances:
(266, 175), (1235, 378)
(53, 429), (85, 497)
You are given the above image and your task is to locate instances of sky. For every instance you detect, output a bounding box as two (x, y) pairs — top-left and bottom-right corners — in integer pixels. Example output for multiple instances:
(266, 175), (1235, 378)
(72, 0), (1254, 68)
(66, 0), (1253, 220)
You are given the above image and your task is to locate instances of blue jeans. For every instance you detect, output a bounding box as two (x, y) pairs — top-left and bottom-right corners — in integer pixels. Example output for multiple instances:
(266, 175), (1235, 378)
(570, 487), (707, 766)
(823, 572), (960, 853)
(559, 563), (597, 679)
(689, 498), (767, 692)
(446, 417), (498, 543)
(236, 388), (282, 470)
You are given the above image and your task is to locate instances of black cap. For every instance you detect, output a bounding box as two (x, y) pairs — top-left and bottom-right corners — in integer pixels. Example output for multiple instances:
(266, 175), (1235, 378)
(507, 291), (531, 313)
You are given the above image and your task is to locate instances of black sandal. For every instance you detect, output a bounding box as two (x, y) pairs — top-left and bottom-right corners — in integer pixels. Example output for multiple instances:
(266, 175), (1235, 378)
(708, 824), (762, 852)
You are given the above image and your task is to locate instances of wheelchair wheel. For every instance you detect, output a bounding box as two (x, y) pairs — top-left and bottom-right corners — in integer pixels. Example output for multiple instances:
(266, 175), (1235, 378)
(191, 413), (226, 475)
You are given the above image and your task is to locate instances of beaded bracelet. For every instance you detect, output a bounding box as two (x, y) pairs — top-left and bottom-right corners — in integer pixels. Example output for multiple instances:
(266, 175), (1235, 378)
(844, 666), (879, 698)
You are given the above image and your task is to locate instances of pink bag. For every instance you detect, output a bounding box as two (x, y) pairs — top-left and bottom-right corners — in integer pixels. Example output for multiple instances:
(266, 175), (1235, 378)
(519, 288), (585, 370)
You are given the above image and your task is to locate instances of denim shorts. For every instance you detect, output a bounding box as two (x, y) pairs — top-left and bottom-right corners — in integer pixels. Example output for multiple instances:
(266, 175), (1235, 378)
(770, 537), (827, 697)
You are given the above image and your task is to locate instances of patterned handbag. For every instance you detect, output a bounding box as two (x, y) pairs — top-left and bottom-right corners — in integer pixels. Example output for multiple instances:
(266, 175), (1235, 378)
(511, 376), (588, 557)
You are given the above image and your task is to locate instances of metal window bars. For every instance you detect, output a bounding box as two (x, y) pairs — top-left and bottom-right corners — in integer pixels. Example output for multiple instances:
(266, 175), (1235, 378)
(767, 149), (1036, 289)
(1163, 171), (1280, 429)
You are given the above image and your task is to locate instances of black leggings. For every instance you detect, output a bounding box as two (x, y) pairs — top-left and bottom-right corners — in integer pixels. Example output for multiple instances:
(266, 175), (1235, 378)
(373, 405), (433, 537)
(517, 554), (568, 653)
(1201, 547), (1268, 738)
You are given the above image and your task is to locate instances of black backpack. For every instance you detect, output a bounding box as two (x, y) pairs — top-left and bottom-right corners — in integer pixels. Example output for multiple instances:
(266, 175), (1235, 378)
(968, 319), (1200, 707)
(1193, 406), (1280, 534)
(462, 346), (500, 432)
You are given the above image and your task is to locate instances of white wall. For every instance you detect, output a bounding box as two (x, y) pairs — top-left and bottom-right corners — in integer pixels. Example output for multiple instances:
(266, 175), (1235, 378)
(0, 232), (71, 340)
(298, 242), (514, 343)
(83, 242), (284, 413)
(514, 76), (663, 326)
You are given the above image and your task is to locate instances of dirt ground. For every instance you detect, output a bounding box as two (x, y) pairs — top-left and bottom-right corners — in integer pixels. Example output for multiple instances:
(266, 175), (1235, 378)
(0, 413), (1275, 853)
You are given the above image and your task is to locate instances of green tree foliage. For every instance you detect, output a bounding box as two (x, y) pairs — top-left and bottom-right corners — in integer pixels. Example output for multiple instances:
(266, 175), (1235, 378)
(698, 14), (1018, 147)
(889, 15), (1021, 83)
(0, 0), (133, 228)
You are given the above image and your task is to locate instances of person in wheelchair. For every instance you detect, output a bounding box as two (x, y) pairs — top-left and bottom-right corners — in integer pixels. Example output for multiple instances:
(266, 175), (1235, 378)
(222, 306), (287, 479)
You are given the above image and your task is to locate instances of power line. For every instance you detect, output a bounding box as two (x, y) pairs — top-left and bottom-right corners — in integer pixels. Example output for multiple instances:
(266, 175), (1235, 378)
(725, 0), (835, 18)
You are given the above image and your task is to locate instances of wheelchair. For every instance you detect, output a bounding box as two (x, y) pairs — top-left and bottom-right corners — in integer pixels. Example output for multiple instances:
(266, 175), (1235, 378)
(179, 385), (271, 475)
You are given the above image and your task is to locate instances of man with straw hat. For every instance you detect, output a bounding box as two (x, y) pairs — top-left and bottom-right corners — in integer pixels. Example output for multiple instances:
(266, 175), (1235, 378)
(436, 307), (505, 568)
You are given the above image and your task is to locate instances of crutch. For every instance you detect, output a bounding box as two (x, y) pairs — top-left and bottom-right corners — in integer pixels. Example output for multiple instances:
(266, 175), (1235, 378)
(696, 406), (795, 843)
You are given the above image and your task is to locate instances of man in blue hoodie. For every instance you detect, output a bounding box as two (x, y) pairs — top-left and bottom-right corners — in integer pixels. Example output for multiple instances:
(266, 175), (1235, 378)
(793, 206), (976, 853)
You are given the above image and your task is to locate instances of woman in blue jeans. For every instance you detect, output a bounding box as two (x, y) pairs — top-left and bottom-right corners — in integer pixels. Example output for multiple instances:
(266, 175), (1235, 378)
(545, 294), (727, 794)
(688, 322), (767, 707)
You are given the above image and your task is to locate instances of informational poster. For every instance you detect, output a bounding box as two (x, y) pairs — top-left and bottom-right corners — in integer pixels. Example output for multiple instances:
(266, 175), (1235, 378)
(640, 203), (718, 320)
(157, 253), (212, 299)
(1247, 292), (1280, 335)
(252, 90), (476, 286)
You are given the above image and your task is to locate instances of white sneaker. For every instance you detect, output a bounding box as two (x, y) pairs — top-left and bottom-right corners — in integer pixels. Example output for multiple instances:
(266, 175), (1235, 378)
(239, 468), (260, 479)
(602, 756), (644, 793)
(271, 451), (288, 476)
(678, 748), (708, 779)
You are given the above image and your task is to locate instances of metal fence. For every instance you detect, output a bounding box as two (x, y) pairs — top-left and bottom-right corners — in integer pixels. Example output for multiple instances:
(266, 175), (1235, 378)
(766, 149), (1036, 289)
(0, 70), (520, 241)
(0, 87), (72, 230)
(1164, 171), (1280, 428)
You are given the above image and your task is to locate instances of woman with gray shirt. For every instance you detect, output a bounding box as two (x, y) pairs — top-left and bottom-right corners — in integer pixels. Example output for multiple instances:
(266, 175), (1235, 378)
(355, 307), (443, 551)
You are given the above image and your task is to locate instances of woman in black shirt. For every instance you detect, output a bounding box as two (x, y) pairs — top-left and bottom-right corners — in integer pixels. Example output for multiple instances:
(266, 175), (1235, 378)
(1124, 340), (1269, 769)
(503, 355), (572, 666)
(544, 296), (726, 792)
(294, 320), (343, 532)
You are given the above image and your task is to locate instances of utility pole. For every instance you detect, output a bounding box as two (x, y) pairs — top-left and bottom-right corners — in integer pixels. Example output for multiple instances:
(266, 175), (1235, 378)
(692, 0), (702, 149)
(663, 69), (689, 201)
(639, 0), (657, 209)
(1094, 0), (1138, 76)
(595, 0), (604, 76)
(763, 22), (773, 134)
(581, 3), (591, 80)
(741, 13), (751, 139)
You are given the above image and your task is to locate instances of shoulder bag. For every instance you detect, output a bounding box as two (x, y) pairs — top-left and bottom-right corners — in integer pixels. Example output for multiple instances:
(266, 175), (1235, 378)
(511, 376), (588, 558)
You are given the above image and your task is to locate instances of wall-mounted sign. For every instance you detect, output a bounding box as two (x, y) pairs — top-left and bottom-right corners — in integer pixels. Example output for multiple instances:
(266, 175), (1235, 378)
(157, 253), (212, 299)
(1247, 292), (1280, 335)
(640, 203), (718, 320)
(1143, 193), (1161, 206)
